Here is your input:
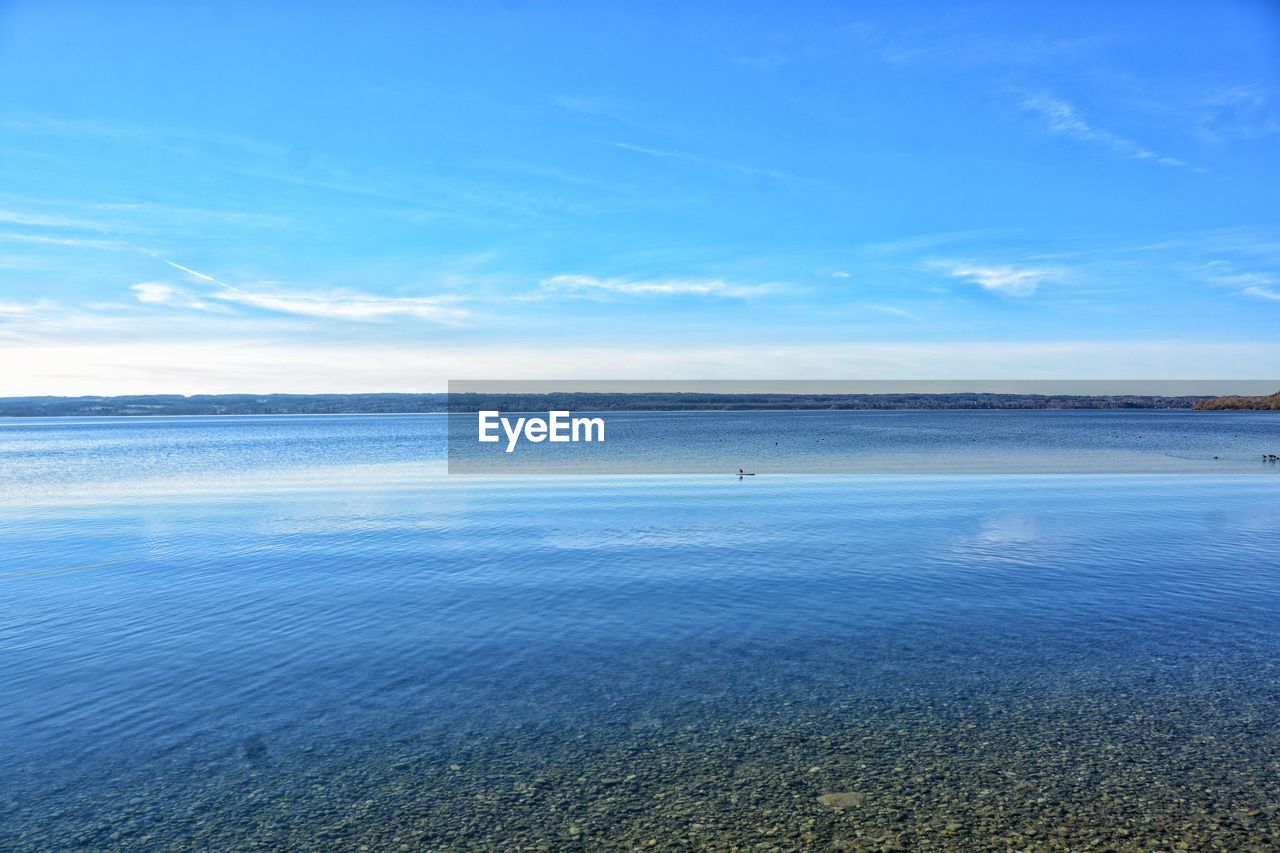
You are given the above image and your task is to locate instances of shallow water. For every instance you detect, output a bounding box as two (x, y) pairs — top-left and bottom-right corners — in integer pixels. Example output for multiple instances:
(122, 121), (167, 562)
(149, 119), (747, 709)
(3, 414), (1280, 850)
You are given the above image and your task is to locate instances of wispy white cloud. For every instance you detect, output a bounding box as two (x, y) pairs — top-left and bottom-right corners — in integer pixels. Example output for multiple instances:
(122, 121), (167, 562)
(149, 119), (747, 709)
(1125, 83), (1280, 145)
(132, 255), (469, 323)
(843, 22), (1104, 70)
(945, 263), (1056, 297)
(0, 209), (103, 229)
(131, 282), (231, 313)
(862, 303), (922, 321)
(608, 141), (813, 183)
(0, 299), (57, 316)
(541, 274), (781, 299)
(1192, 85), (1280, 141)
(132, 282), (186, 304)
(553, 95), (638, 126)
(133, 279), (467, 323)
(1018, 93), (1193, 169)
(1202, 260), (1280, 302)
(218, 289), (466, 322)
(1243, 285), (1280, 302)
(0, 298), (137, 342)
(733, 49), (797, 72)
(831, 270), (851, 278)
(0, 232), (122, 250)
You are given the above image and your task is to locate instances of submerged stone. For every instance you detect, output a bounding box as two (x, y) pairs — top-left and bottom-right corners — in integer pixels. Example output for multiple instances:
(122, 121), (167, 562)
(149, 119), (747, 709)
(818, 792), (864, 810)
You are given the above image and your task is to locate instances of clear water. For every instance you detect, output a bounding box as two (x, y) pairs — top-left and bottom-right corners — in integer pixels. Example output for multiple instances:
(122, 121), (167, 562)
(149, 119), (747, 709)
(3, 413), (1280, 850)
(446, 408), (1280, 474)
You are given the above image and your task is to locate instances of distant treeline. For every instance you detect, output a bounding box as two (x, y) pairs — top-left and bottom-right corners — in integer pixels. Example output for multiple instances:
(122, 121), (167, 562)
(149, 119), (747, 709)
(0, 394), (450, 417)
(0, 392), (1224, 417)
(1193, 391), (1280, 411)
(446, 392), (1209, 411)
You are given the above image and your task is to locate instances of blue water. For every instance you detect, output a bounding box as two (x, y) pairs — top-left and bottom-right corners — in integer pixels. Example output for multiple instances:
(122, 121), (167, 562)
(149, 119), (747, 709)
(448, 408), (1280, 473)
(3, 413), (1280, 849)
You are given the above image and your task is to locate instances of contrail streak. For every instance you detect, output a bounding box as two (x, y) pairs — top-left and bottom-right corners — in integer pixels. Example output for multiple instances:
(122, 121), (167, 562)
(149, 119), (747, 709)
(133, 245), (240, 291)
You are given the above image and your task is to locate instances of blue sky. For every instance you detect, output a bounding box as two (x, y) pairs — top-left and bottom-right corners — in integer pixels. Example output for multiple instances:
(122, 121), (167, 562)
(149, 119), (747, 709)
(1, 1), (1278, 392)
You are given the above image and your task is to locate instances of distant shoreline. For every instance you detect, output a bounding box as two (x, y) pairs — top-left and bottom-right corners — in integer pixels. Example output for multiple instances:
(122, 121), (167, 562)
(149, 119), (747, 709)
(5, 391), (1277, 417)
(1192, 391), (1280, 411)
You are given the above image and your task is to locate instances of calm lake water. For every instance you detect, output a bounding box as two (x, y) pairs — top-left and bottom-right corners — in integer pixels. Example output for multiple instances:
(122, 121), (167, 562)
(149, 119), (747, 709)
(3, 413), (1280, 850)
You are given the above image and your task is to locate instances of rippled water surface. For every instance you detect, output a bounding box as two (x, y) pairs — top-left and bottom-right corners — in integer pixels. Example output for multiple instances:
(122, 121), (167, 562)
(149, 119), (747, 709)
(3, 414), (1280, 850)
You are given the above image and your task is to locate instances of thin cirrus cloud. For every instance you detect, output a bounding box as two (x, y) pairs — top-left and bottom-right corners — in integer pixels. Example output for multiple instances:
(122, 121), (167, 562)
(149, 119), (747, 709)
(541, 274), (782, 299)
(862, 303), (922, 321)
(1202, 261), (1280, 302)
(131, 258), (468, 323)
(125, 250), (470, 323)
(946, 263), (1056, 297)
(218, 289), (466, 322)
(0, 299), (56, 316)
(608, 141), (812, 183)
(1018, 93), (1192, 169)
(1245, 285), (1280, 301)
(132, 282), (232, 313)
